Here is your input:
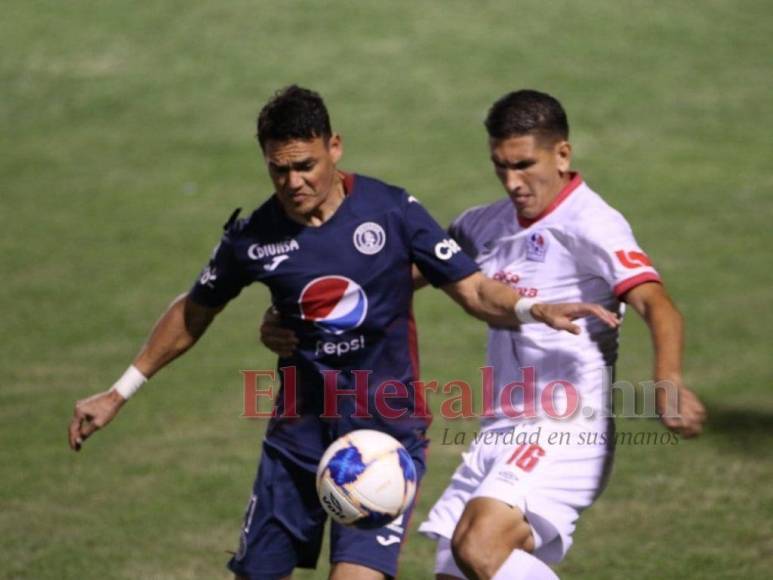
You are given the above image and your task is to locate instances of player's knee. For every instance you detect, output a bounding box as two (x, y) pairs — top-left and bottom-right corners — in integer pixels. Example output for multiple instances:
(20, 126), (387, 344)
(451, 509), (534, 578)
(451, 526), (501, 578)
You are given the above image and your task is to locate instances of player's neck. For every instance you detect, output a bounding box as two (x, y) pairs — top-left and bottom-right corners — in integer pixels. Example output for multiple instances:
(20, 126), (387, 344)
(541, 174), (572, 210)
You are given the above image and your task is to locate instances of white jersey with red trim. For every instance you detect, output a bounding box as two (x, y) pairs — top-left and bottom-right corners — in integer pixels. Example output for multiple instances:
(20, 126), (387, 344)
(449, 174), (660, 431)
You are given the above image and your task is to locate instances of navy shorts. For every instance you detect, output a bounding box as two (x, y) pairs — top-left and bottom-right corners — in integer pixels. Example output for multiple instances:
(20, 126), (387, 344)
(227, 441), (427, 579)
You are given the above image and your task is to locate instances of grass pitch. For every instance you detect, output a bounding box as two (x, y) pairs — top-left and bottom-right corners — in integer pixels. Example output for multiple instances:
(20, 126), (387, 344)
(2, 1), (772, 578)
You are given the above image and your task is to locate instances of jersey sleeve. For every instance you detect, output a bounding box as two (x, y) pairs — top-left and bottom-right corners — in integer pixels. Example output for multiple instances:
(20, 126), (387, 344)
(403, 195), (479, 287)
(188, 226), (250, 308)
(447, 211), (479, 260)
(574, 209), (661, 298)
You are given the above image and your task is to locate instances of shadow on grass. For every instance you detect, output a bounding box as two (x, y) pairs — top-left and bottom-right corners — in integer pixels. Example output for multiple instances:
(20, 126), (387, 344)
(703, 403), (773, 455)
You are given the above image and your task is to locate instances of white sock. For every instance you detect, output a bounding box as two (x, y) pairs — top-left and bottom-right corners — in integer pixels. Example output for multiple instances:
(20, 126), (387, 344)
(491, 550), (559, 580)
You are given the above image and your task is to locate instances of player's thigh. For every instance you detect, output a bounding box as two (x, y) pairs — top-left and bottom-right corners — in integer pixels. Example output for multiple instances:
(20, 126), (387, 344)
(330, 510), (413, 578)
(228, 445), (326, 578)
(469, 422), (614, 565)
(450, 498), (535, 579)
(452, 497), (535, 562)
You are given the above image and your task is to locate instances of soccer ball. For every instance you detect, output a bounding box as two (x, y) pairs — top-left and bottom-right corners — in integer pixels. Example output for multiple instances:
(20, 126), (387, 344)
(316, 429), (418, 529)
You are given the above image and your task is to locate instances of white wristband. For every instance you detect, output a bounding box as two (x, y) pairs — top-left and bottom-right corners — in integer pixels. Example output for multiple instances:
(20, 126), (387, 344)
(111, 365), (148, 400)
(514, 298), (539, 324)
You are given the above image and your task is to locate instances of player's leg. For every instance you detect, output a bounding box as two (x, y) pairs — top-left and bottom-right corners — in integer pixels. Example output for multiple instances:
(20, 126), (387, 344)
(329, 506), (414, 579)
(451, 497), (533, 573)
(450, 497), (557, 579)
(420, 435), (491, 579)
(449, 421), (615, 579)
(227, 444), (326, 579)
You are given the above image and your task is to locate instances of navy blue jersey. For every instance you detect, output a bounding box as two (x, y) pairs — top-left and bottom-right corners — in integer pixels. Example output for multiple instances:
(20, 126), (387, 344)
(189, 173), (478, 461)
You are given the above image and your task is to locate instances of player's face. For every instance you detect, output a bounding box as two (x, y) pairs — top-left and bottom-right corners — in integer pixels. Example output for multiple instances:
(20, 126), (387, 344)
(489, 134), (571, 219)
(264, 135), (343, 224)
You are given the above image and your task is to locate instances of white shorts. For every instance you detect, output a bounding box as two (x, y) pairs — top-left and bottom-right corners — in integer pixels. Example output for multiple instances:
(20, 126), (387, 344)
(419, 419), (614, 571)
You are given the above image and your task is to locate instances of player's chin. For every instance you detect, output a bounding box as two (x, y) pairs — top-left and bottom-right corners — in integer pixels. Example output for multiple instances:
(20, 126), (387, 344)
(279, 193), (314, 210)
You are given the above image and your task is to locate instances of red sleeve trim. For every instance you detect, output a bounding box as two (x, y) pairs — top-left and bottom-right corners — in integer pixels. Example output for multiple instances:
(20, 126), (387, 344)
(614, 272), (661, 298)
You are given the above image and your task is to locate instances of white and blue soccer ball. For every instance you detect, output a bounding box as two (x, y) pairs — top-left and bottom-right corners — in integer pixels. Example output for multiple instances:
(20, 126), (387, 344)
(316, 429), (417, 529)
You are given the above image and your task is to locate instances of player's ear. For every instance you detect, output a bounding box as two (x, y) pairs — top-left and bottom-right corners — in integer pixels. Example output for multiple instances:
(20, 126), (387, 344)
(327, 133), (343, 164)
(555, 140), (571, 174)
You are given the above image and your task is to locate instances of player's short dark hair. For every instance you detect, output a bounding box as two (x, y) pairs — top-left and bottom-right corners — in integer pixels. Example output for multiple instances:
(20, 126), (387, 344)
(484, 90), (569, 145)
(257, 85), (332, 150)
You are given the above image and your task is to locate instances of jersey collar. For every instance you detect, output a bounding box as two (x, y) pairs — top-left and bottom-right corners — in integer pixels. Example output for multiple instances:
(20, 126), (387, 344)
(340, 171), (355, 196)
(517, 172), (582, 228)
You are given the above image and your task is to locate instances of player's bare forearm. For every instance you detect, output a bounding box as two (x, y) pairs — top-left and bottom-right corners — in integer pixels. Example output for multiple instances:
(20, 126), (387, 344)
(68, 294), (221, 451)
(624, 282), (706, 436)
(443, 273), (620, 334)
(134, 293), (222, 378)
(442, 272), (521, 327)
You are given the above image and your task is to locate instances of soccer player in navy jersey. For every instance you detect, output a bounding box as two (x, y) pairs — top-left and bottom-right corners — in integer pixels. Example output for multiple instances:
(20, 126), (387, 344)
(68, 85), (617, 580)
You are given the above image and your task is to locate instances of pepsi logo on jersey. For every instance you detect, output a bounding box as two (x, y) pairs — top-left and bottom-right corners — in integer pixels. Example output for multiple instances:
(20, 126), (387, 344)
(299, 276), (368, 335)
(315, 335), (366, 358)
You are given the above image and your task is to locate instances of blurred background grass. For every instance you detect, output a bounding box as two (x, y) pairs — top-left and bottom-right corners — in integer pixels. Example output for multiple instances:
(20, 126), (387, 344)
(1, 0), (772, 578)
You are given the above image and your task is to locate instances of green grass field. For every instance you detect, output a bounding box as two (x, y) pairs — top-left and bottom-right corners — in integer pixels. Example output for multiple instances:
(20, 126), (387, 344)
(2, 1), (772, 578)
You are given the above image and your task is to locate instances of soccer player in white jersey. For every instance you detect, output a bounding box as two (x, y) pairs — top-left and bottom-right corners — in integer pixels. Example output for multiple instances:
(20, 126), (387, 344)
(413, 90), (707, 580)
(260, 90), (707, 579)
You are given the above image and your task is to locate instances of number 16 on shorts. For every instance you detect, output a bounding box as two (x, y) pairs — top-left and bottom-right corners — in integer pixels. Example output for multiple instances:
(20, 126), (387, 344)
(506, 444), (545, 473)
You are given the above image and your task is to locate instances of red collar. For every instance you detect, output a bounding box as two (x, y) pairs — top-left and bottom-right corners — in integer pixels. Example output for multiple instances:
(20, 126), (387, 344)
(339, 171), (355, 196)
(517, 172), (582, 228)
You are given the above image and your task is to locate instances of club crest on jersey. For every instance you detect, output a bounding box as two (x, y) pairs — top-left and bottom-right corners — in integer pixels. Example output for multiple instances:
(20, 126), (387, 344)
(299, 276), (368, 334)
(526, 231), (549, 262)
(353, 222), (386, 255)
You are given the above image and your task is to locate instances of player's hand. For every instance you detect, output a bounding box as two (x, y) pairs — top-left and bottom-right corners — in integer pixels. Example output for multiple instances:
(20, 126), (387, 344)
(68, 389), (126, 451)
(530, 302), (620, 334)
(259, 306), (298, 357)
(656, 382), (707, 438)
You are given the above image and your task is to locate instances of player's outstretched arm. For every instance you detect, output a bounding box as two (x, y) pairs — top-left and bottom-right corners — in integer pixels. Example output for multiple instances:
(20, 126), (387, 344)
(68, 293), (222, 451)
(624, 282), (707, 438)
(441, 272), (620, 333)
